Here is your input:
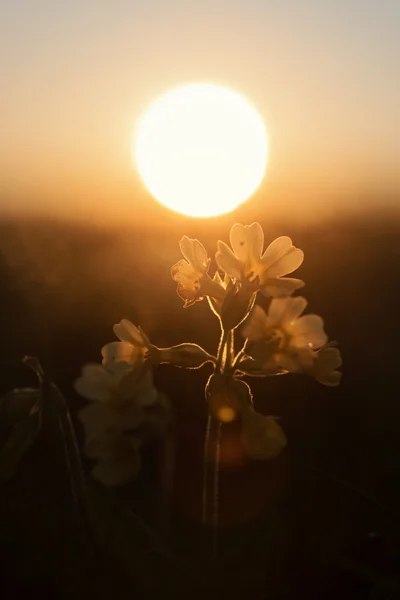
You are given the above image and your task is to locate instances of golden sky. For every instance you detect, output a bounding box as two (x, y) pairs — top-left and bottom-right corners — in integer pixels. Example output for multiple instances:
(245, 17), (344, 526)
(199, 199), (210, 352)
(1, 1), (399, 224)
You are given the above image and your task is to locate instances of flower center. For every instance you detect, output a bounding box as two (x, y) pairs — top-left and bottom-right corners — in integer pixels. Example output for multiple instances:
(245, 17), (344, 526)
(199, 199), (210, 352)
(268, 328), (288, 352)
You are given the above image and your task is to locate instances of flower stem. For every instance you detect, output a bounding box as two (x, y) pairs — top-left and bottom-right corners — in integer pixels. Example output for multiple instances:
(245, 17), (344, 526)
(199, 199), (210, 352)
(216, 329), (228, 373)
(202, 415), (212, 524)
(212, 421), (221, 558)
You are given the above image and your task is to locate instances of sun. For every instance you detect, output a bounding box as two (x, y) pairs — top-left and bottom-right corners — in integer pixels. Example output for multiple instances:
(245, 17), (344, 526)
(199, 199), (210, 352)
(134, 83), (268, 217)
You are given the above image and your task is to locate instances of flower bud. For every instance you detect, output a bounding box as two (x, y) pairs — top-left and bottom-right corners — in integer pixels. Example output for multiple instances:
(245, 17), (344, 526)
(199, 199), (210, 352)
(153, 343), (215, 369)
(205, 374), (253, 423)
(220, 282), (256, 331)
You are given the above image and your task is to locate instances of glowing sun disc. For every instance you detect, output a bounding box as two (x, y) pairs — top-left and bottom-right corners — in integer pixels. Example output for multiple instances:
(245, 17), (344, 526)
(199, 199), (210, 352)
(134, 83), (268, 217)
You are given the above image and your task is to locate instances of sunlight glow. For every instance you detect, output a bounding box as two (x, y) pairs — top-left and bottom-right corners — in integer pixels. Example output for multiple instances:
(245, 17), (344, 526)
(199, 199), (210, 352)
(134, 83), (268, 217)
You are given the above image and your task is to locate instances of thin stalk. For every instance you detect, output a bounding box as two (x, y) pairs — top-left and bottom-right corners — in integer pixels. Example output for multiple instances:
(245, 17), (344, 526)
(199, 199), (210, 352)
(212, 421), (221, 558)
(202, 415), (212, 524)
(216, 329), (229, 373)
(225, 329), (235, 371)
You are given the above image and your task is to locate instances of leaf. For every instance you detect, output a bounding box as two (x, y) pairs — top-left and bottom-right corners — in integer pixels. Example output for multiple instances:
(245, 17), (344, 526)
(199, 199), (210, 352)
(0, 388), (42, 481)
(0, 387), (41, 423)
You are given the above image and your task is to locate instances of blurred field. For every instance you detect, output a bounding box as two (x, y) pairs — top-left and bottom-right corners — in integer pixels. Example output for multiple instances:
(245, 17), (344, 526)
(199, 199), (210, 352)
(0, 207), (399, 599)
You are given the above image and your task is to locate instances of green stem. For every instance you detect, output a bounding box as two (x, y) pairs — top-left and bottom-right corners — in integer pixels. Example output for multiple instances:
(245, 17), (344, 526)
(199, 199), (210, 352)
(216, 329), (228, 373)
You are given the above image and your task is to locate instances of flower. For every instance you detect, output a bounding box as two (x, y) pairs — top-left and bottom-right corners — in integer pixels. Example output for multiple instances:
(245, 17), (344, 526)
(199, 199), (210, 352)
(101, 319), (148, 372)
(216, 222), (304, 297)
(75, 357), (168, 486)
(310, 346), (342, 387)
(75, 361), (158, 439)
(242, 297), (329, 375)
(84, 432), (141, 487)
(241, 409), (287, 460)
(171, 236), (225, 307)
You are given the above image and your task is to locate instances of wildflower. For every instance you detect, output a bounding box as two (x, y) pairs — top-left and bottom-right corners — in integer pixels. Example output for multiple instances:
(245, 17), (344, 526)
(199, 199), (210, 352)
(75, 361), (157, 441)
(216, 222), (304, 297)
(84, 432), (141, 487)
(310, 346), (342, 387)
(241, 408), (287, 460)
(242, 297), (329, 375)
(171, 236), (225, 307)
(101, 319), (149, 372)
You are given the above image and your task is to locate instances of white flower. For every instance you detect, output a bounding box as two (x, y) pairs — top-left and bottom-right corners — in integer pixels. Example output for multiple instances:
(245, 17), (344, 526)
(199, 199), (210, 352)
(216, 222), (304, 297)
(101, 319), (148, 372)
(242, 297), (328, 373)
(171, 236), (225, 307)
(74, 361), (136, 404)
(241, 408), (287, 460)
(310, 346), (342, 387)
(84, 432), (141, 487)
(75, 361), (158, 440)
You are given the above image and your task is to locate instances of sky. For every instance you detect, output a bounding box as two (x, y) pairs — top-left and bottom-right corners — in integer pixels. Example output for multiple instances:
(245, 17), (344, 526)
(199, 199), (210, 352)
(1, 0), (399, 224)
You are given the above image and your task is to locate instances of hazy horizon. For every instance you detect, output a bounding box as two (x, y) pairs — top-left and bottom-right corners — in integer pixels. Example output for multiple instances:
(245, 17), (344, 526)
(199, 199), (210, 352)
(1, 0), (400, 223)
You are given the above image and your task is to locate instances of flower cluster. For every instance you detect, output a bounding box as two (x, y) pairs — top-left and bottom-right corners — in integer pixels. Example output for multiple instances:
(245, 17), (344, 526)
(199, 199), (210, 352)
(171, 222), (342, 459)
(76, 222), (341, 485)
(74, 321), (170, 486)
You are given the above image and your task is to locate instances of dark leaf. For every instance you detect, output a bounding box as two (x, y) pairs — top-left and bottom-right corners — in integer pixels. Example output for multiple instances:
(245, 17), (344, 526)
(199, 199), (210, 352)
(0, 388), (42, 481)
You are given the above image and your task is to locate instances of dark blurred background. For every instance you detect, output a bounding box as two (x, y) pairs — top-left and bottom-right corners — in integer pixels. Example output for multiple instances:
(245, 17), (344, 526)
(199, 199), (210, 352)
(0, 205), (399, 599)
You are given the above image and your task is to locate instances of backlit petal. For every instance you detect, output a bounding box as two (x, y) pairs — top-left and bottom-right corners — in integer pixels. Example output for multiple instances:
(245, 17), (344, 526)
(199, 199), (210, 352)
(171, 260), (198, 285)
(101, 341), (142, 370)
(74, 364), (112, 402)
(269, 296), (307, 326)
(179, 236), (208, 274)
(265, 247), (304, 278)
(261, 236), (293, 268)
(215, 241), (243, 280)
(289, 315), (327, 349)
(113, 320), (143, 345)
(261, 277), (305, 298)
(230, 222), (264, 264)
(241, 411), (287, 460)
(312, 347), (342, 386)
(242, 304), (269, 341)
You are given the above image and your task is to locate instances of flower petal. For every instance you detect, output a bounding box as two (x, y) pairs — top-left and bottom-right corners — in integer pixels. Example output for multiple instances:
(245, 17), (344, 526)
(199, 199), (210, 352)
(242, 305), (269, 341)
(113, 320), (143, 345)
(268, 296), (307, 326)
(241, 412), (287, 460)
(289, 314), (328, 349)
(171, 260), (199, 285)
(261, 277), (305, 298)
(215, 241), (243, 280)
(318, 347), (342, 370)
(101, 341), (143, 370)
(134, 370), (159, 407)
(91, 437), (141, 487)
(179, 236), (209, 274)
(277, 347), (315, 372)
(229, 222), (264, 265)
(74, 364), (112, 402)
(315, 370), (342, 387)
(312, 347), (342, 387)
(265, 247), (304, 278)
(261, 236), (293, 268)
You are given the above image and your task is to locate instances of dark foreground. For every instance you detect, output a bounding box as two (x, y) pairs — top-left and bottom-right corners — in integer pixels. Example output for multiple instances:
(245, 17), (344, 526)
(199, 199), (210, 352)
(0, 208), (399, 599)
